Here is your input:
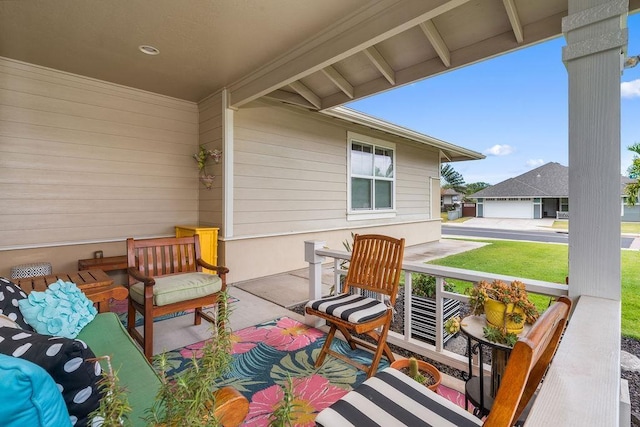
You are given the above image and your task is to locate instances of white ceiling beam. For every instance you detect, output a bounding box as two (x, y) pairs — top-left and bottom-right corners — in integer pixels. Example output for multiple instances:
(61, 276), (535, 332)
(263, 89), (317, 109)
(321, 65), (354, 99)
(419, 20), (451, 67)
(319, 10), (565, 111)
(502, 0), (524, 43)
(228, 0), (473, 108)
(364, 46), (396, 85)
(289, 81), (322, 109)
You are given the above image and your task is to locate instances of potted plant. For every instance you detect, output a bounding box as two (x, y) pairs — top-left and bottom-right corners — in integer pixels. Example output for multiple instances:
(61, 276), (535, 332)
(390, 357), (441, 392)
(89, 355), (132, 427)
(410, 274), (460, 345)
(146, 291), (249, 426)
(467, 279), (539, 346)
(193, 145), (222, 190)
(268, 376), (299, 427)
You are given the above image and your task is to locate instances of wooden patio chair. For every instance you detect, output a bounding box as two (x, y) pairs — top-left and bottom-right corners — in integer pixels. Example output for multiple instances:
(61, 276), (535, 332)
(315, 295), (572, 426)
(305, 234), (405, 378)
(126, 235), (228, 360)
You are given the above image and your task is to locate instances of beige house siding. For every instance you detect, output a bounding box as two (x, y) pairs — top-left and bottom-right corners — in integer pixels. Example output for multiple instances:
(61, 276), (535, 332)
(226, 222), (441, 284)
(234, 105), (346, 236)
(224, 102), (441, 282)
(233, 102), (438, 236)
(0, 57), (199, 276)
(197, 93), (224, 229)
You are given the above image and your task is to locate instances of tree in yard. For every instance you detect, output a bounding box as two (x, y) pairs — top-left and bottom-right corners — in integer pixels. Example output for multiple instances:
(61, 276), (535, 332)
(625, 142), (640, 206)
(465, 182), (491, 196)
(440, 164), (465, 193)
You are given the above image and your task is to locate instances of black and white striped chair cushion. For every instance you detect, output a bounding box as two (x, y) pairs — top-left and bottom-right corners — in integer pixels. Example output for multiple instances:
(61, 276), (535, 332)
(315, 367), (482, 427)
(306, 293), (388, 324)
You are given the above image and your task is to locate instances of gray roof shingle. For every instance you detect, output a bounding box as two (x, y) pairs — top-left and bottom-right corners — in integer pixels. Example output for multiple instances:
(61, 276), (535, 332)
(471, 162), (633, 198)
(471, 162), (568, 198)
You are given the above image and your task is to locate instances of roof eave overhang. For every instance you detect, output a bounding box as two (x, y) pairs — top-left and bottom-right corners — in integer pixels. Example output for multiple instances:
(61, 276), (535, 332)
(323, 106), (485, 162)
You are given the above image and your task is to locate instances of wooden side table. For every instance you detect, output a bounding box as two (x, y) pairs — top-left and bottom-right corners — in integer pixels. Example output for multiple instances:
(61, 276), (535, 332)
(16, 269), (127, 313)
(83, 283), (129, 313)
(78, 255), (128, 272)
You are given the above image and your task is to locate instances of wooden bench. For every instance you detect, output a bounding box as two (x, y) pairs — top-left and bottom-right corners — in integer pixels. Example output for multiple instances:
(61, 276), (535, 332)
(126, 235), (229, 360)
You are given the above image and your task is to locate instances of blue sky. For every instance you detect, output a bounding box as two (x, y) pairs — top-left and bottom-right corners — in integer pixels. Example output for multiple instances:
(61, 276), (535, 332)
(348, 13), (640, 185)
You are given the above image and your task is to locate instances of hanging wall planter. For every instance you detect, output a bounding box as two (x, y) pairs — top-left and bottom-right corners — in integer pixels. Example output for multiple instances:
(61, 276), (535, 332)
(193, 145), (222, 190)
(199, 175), (216, 190)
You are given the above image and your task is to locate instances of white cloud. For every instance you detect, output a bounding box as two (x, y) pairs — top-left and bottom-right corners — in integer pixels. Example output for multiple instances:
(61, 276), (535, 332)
(483, 144), (514, 156)
(621, 79), (640, 98)
(526, 159), (544, 168)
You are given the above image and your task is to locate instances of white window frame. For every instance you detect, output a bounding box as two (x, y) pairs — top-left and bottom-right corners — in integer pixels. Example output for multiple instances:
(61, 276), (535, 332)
(560, 197), (569, 212)
(347, 132), (396, 221)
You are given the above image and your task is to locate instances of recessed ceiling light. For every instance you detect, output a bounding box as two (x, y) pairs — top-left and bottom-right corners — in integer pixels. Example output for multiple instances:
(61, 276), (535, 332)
(139, 45), (160, 55)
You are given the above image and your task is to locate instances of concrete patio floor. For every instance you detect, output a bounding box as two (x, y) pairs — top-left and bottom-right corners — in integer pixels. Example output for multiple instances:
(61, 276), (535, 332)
(233, 238), (486, 308)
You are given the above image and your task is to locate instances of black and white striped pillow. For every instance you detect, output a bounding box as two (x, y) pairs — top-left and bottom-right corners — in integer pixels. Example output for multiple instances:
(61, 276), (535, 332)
(316, 367), (483, 427)
(307, 293), (388, 323)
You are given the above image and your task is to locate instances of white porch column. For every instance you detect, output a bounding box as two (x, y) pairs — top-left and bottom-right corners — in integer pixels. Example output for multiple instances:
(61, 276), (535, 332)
(564, 0), (627, 300)
(221, 88), (235, 238)
(305, 240), (325, 327)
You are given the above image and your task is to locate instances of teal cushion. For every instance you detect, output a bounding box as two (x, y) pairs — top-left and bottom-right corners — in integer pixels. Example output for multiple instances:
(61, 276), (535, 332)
(129, 272), (222, 307)
(0, 353), (72, 427)
(78, 313), (161, 427)
(18, 280), (97, 339)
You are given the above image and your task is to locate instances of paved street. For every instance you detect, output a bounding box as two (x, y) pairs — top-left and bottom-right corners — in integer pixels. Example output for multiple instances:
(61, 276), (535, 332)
(442, 218), (639, 249)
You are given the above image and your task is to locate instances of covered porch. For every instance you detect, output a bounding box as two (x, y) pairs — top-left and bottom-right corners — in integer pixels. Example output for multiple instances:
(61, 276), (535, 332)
(1, 0), (638, 425)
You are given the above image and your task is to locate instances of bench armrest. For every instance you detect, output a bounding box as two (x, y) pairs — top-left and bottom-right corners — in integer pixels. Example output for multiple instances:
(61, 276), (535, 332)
(197, 259), (229, 275)
(127, 267), (156, 286)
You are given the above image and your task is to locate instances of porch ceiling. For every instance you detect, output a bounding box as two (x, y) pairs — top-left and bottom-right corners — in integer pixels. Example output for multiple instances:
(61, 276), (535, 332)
(1, 0), (638, 108)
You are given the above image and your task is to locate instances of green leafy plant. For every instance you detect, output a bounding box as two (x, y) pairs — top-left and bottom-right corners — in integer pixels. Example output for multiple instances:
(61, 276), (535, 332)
(268, 376), (299, 427)
(147, 292), (233, 426)
(331, 232), (356, 295)
(483, 325), (518, 347)
(411, 274), (453, 299)
(342, 232), (355, 253)
(193, 145), (222, 189)
(89, 355), (132, 427)
(444, 316), (462, 335)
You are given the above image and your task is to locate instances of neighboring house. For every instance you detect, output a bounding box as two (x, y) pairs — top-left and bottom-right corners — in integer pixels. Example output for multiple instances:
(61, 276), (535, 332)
(470, 162), (636, 220)
(440, 188), (462, 211)
(621, 176), (640, 221)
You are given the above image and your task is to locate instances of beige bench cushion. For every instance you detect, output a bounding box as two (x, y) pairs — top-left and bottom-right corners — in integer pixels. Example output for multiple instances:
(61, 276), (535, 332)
(130, 272), (222, 306)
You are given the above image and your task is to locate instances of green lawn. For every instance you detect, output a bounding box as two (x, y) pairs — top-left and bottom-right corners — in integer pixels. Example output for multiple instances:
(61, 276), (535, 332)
(551, 220), (640, 234)
(427, 239), (640, 339)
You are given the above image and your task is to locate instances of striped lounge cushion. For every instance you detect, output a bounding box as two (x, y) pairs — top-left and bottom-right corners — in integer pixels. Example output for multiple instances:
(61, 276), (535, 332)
(306, 293), (388, 324)
(315, 367), (483, 427)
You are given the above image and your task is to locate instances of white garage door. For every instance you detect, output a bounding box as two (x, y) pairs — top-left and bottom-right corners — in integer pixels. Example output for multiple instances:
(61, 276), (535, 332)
(483, 200), (532, 219)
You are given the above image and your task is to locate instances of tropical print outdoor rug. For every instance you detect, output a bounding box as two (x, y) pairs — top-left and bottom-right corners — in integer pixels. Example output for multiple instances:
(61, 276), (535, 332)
(158, 316), (468, 426)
